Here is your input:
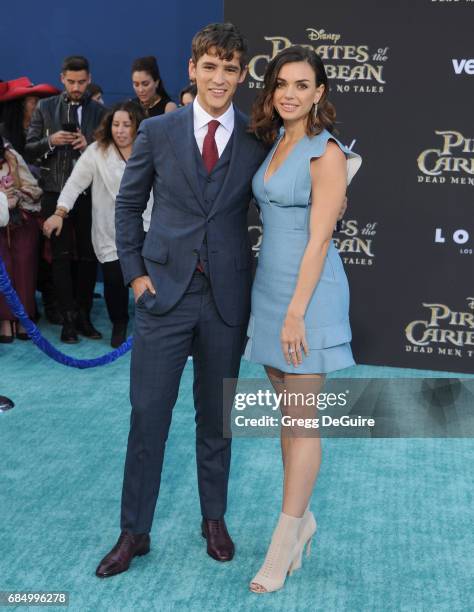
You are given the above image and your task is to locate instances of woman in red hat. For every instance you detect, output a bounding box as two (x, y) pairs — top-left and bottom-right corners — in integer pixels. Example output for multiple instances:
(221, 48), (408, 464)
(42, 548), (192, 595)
(0, 77), (60, 326)
(0, 77), (59, 158)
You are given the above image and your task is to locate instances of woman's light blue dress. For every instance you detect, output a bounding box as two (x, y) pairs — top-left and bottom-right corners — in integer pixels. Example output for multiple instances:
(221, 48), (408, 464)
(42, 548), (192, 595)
(244, 128), (362, 374)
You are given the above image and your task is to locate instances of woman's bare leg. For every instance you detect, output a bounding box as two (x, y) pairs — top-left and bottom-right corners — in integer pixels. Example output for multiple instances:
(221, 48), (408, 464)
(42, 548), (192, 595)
(265, 367), (324, 515)
(265, 366), (288, 469)
(250, 369), (324, 593)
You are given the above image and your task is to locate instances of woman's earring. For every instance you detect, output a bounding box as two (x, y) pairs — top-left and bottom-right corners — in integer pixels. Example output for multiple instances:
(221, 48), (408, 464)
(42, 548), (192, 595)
(313, 102), (319, 121)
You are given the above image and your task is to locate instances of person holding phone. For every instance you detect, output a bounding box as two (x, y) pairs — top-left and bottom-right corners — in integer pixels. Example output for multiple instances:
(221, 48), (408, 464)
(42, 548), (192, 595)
(25, 55), (106, 343)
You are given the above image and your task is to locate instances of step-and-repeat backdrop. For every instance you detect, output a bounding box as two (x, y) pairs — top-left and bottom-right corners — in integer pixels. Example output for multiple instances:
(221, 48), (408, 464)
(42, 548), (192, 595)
(225, 0), (474, 373)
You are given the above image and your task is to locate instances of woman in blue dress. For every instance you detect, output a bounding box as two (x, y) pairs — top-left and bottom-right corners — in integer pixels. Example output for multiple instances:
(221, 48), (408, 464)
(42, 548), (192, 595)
(244, 46), (361, 593)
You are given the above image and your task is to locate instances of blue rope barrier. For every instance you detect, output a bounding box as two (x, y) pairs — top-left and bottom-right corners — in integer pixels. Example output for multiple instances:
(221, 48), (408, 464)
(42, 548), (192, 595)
(0, 254), (132, 368)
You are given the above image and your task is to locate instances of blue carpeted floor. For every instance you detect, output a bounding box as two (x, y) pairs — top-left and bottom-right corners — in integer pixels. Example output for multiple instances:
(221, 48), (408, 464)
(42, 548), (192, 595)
(1, 288), (473, 611)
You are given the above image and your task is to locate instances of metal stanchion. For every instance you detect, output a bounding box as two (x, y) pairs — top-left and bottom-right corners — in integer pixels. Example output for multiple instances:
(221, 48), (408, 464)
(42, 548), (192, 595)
(0, 395), (14, 412)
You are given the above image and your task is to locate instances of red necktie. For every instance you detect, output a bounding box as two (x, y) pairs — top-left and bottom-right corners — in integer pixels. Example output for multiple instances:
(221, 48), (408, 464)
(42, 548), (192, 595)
(196, 120), (220, 273)
(202, 120), (220, 173)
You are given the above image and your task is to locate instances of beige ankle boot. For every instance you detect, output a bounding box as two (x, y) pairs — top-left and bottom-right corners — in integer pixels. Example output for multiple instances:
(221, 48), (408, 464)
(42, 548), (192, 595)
(250, 512), (303, 594)
(292, 507), (317, 571)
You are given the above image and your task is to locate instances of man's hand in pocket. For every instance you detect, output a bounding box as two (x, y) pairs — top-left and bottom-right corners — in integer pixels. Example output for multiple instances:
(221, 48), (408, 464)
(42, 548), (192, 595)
(131, 275), (156, 303)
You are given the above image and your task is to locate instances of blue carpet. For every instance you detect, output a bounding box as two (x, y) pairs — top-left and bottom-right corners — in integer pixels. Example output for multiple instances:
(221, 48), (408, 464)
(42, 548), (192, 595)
(1, 288), (473, 611)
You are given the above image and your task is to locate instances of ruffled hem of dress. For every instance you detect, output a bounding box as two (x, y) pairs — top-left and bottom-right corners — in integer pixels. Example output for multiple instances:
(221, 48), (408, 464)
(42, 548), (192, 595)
(246, 313), (352, 350)
(244, 335), (355, 374)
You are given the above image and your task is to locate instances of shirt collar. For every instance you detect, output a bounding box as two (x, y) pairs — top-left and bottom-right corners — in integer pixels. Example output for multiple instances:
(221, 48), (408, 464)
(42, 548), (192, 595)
(193, 96), (234, 133)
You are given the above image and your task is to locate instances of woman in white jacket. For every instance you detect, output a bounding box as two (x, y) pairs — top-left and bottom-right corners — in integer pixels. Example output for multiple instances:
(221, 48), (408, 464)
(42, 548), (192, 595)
(43, 101), (151, 347)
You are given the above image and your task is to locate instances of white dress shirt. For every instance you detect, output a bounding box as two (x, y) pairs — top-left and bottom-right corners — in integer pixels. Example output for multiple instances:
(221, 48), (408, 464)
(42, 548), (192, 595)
(193, 96), (234, 157)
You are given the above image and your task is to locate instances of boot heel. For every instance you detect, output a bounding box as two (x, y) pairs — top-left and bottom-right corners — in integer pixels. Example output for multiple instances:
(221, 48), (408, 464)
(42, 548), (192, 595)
(291, 510), (316, 573)
(289, 534), (312, 573)
(136, 544), (150, 556)
(290, 549), (303, 572)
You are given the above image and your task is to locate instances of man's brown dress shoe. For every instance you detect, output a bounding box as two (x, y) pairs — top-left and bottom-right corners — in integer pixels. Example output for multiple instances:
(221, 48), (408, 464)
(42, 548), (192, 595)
(95, 532), (150, 578)
(201, 518), (235, 562)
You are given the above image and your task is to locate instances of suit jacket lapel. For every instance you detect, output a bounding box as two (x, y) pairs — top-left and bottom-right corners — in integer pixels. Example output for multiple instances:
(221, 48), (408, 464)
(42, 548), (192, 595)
(163, 105), (206, 214)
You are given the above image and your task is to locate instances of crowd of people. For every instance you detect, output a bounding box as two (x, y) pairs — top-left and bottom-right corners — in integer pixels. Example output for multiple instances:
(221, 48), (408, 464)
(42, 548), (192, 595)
(0, 55), (196, 346)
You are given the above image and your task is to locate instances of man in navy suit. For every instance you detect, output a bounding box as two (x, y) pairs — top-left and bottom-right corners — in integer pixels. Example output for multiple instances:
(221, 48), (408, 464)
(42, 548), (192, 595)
(96, 23), (268, 577)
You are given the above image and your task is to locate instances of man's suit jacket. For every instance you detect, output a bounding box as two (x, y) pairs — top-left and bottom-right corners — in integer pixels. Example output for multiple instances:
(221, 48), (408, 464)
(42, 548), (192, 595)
(115, 103), (267, 327)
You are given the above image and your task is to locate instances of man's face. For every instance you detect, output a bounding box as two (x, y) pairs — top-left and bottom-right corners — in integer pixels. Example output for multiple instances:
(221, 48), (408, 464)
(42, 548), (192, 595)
(60, 70), (91, 102)
(189, 48), (247, 117)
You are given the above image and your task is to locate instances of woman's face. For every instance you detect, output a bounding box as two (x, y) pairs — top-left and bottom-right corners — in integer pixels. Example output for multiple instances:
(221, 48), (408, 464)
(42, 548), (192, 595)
(92, 92), (104, 105)
(132, 71), (159, 105)
(181, 92), (194, 106)
(111, 111), (135, 149)
(23, 96), (39, 125)
(272, 61), (324, 124)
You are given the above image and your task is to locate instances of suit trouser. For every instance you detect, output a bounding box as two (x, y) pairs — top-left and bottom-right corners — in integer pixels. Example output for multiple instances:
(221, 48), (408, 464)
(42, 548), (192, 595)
(120, 271), (246, 534)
